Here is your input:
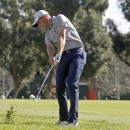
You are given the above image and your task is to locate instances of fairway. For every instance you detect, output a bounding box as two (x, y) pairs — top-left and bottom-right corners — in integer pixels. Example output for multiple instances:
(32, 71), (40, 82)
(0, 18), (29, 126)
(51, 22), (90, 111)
(0, 100), (130, 130)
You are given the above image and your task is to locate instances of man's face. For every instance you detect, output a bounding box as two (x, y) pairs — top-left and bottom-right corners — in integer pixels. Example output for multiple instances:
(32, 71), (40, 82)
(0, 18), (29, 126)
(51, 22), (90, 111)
(37, 17), (48, 28)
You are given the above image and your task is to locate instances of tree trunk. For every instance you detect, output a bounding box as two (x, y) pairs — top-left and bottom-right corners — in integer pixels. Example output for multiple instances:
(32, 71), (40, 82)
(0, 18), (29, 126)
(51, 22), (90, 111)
(12, 85), (21, 98)
(45, 69), (54, 99)
(12, 77), (23, 98)
(10, 61), (23, 98)
(96, 83), (101, 100)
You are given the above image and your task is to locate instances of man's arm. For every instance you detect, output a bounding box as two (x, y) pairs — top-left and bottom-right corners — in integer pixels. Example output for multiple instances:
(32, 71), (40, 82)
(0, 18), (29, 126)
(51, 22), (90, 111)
(46, 42), (55, 65)
(57, 27), (67, 56)
(47, 27), (66, 65)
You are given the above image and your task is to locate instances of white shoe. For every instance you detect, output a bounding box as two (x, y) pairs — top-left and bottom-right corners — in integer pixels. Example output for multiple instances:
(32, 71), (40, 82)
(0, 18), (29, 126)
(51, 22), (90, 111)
(58, 121), (78, 126)
(65, 122), (78, 126)
(58, 121), (68, 126)
(55, 120), (61, 125)
(55, 120), (67, 125)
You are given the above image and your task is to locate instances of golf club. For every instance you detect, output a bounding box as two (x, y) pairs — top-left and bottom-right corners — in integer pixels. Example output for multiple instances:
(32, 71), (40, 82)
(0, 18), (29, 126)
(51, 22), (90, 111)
(34, 65), (54, 102)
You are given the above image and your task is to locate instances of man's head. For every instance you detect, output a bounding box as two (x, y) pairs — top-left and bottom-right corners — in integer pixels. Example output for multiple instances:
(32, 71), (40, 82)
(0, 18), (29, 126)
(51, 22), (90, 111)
(32, 10), (51, 28)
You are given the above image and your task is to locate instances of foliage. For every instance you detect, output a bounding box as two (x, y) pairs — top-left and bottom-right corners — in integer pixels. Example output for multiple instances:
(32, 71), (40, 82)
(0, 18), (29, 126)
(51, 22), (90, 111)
(0, 0), (49, 98)
(46, 0), (79, 20)
(98, 56), (130, 99)
(82, 0), (109, 14)
(73, 8), (112, 79)
(120, 93), (130, 100)
(5, 105), (16, 124)
(104, 18), (130, 67)
(118, 0), (130, 22)
(0, 69), (13, 98)
(1, 0), (129, 98)
(104, 1), (130, 67)
(17, 71), (46, 99)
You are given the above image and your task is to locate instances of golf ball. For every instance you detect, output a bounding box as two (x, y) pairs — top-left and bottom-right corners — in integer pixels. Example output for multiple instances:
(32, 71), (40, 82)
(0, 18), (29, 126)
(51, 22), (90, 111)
(29, 94), (35, 99)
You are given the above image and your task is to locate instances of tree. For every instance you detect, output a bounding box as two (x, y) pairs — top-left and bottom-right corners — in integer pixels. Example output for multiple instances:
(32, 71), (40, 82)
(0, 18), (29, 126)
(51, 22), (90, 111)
(104, 18), (130, 67)
(46, 0), (79, 20)
(73, 7), (112, 80)
(109, 0), (130, 66)
(0, 68), (13, 98)
(0, 0), (49, 98)
(98, 56), (130, 99)
(118, 0), (130, 22)
(82, 0), (108, 15)
(0, 0), (115, 98)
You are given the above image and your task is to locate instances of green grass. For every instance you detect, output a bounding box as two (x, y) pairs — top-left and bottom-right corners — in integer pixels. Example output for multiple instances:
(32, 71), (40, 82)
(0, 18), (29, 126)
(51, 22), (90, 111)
(0, 99), (130, 130)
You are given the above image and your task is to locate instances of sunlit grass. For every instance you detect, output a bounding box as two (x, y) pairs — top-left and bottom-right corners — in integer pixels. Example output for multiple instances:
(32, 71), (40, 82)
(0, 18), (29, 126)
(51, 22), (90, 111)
(0, 99), (130, 130)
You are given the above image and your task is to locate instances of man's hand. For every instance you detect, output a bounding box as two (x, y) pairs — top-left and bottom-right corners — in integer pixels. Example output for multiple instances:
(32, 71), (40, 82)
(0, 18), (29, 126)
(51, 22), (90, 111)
(49, 54), (61, 66)
(49, 56), (56, 66)
(54, 54), (61, 63)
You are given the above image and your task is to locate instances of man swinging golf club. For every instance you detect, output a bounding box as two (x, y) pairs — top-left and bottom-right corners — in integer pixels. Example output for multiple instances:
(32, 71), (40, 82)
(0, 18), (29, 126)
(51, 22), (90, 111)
(32, 10), (87, 126)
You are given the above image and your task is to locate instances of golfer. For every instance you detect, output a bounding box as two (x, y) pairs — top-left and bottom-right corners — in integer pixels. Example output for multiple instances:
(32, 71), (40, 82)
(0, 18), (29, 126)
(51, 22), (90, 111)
(32, 10), (87, 126)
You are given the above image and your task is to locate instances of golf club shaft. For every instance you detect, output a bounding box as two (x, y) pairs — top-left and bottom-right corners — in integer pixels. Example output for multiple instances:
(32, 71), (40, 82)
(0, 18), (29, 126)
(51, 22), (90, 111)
(35, 65), (54, 101)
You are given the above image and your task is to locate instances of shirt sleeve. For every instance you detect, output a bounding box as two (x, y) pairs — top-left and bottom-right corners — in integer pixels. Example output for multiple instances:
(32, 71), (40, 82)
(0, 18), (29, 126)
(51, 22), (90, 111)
(55, 14), (68, 29)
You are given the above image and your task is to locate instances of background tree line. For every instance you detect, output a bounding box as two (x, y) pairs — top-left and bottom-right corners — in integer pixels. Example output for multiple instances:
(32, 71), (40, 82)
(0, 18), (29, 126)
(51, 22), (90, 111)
(0, 0), (130, 99)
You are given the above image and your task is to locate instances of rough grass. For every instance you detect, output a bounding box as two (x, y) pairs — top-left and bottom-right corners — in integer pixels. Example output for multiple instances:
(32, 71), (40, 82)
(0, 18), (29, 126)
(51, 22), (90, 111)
(0, 99), (130, 130)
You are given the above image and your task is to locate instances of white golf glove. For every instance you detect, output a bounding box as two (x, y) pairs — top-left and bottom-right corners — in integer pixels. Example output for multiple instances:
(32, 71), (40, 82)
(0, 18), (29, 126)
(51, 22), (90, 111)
(54, 54), (61, 63)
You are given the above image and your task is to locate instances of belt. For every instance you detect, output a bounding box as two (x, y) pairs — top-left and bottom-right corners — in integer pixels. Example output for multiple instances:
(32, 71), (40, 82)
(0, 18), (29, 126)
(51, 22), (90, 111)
(62, 47), (83, 54)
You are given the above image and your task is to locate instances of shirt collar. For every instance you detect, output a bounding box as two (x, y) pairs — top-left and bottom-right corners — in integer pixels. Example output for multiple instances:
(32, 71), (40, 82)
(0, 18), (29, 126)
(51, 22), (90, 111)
(49, 16), (56, 29)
